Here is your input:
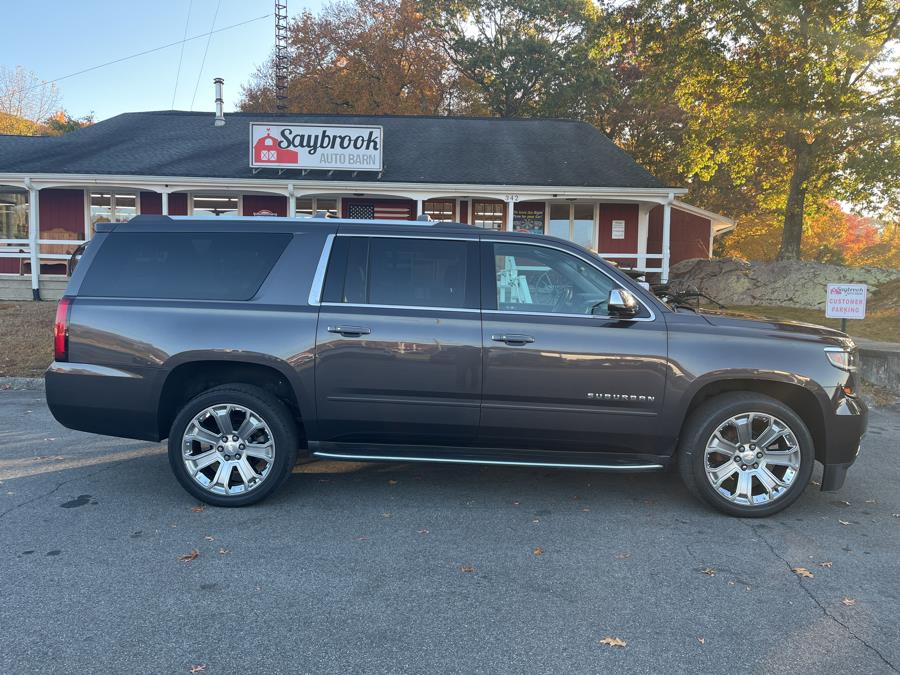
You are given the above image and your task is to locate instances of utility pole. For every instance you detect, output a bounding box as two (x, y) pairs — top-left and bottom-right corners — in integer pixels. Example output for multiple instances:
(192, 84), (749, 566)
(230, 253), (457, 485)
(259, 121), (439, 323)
(274, 2), (288, 112)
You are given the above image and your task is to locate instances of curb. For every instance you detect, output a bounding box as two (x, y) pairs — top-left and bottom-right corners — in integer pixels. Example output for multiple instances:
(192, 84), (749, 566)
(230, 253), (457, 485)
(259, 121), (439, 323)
(0, 377), (44, 391)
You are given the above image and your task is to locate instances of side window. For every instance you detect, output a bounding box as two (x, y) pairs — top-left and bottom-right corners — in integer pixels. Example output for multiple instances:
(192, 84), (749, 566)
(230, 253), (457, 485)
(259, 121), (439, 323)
(322, 237), (477, 309)
(493, 242), (618, 315)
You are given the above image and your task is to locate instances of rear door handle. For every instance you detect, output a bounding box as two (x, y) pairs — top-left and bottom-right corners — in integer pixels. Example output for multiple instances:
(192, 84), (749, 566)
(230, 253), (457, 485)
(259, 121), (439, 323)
(491, 334), (535, 346)
(328, 325), (372, 337)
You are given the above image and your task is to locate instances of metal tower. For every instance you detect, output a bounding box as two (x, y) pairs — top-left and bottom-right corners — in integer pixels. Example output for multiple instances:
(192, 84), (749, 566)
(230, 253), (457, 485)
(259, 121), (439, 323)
(274, 2), (289, 111)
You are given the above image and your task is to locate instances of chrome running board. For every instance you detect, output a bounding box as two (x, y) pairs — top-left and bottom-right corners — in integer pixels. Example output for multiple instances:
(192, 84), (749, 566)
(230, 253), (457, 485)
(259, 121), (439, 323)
(311, 451), (664, 472)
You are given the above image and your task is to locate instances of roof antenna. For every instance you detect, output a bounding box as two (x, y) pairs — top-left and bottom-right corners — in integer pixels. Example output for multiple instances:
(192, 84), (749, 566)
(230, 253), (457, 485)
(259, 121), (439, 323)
(274, 2), (288, 112)
(213, 78), (225, 126)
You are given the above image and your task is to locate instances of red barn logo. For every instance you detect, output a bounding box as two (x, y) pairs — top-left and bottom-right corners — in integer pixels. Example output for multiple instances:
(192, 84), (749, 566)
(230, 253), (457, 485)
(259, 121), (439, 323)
(253, 129), (299, 165)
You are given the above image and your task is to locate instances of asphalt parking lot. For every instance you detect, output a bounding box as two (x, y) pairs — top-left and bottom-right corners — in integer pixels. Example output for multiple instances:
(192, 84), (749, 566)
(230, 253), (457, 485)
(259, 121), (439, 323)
(1, 389), (898, 674)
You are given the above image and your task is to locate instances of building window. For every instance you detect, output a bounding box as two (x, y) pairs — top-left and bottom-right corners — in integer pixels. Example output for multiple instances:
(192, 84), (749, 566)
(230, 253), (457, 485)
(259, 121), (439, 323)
(548, 203), (595, 249)
(473, 200), (504, 230)
(512, 203), (545, 235)
(90, 193), (139, 233)
(193, 195), (239, 217)
(423, 199), (455, 222)
(296, 197), (338, 217)
(0, 189), (28, 240)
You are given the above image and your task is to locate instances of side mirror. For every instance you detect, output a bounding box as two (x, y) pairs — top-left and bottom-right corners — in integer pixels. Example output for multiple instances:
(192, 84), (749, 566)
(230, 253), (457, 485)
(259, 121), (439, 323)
(608, 288), (639, 319)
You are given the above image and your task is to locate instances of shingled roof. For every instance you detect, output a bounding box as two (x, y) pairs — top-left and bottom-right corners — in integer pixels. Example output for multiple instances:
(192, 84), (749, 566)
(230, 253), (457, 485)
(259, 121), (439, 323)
(0, 111), (667, 189)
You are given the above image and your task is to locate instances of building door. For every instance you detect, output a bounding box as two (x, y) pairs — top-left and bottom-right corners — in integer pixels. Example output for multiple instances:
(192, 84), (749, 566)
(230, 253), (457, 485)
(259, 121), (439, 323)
(479, 240), (668, 455)
(548, 202), (595, 249)
(314, 235), (482, 447)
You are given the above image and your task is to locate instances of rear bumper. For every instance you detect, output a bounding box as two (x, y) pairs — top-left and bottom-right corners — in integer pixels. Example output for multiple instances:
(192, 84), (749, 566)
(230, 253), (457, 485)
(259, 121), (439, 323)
(45, 361), (162, 442)
(819, 393), (867, 491)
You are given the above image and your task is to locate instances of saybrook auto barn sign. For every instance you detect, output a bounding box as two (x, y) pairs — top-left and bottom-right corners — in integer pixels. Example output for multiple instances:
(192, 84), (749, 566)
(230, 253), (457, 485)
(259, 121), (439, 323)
(250, 123), (383, 171)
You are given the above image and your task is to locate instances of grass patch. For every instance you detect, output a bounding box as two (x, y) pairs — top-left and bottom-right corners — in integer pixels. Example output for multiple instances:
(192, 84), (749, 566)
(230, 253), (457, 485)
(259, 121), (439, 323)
(712, 305), (900, 343)
(0, 301), (56, 377)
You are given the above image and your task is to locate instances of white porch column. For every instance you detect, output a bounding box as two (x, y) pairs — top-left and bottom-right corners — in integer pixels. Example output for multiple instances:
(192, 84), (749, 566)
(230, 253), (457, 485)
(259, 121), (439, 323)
(505, 200), (514, 231)
(415, 197), (423, 217)
(661, 194), (673, 283)
(287, 183), (296, 218)
(25, 179), (40, 300)
(161, 191), (169, 215)
(637, 203), (651, 271)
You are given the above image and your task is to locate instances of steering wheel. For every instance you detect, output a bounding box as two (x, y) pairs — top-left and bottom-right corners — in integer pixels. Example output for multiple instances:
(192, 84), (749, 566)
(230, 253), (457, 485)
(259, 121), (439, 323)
(551, 285), (575, 313)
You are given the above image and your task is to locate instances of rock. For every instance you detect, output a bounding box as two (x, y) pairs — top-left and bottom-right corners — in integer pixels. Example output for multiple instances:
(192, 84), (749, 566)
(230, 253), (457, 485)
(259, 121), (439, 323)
(668, 258), (900, 309)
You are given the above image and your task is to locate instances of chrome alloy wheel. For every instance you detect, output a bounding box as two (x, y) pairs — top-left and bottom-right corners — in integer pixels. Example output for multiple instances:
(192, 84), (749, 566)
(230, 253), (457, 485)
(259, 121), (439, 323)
(181, 404), (275, 496)
(703, 412), (801, 506)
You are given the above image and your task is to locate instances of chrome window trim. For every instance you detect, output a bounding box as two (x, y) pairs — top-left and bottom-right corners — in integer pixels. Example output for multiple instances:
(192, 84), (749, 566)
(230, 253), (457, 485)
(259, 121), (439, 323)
(312, 451), (663, 472)
(307, 233), (335, 306)
(320, 301), (478, 314)
(483, 237), (658, 322)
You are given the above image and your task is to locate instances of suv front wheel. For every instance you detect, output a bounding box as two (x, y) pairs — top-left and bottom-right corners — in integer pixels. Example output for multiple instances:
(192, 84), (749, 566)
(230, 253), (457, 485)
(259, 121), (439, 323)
(678, 392), (815, 517)
(168, 384), (299, 507)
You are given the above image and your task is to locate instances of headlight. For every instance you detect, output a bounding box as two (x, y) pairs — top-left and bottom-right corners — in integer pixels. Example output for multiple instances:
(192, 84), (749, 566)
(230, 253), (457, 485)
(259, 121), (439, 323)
(825, 347), (857, 371)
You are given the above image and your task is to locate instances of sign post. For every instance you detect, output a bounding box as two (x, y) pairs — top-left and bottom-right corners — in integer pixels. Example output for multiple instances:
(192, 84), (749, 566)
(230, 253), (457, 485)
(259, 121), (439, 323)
(825, 283), (867, 333)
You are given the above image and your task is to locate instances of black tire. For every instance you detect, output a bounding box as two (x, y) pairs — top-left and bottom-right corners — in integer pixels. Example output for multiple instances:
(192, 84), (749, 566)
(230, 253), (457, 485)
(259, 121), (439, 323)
(677, 392), (815, 517)
(168, 384), (300, 507)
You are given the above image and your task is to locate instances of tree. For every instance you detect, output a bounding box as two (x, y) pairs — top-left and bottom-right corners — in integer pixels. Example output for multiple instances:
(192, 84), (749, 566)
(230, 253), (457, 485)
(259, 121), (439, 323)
(648, 0), (900, 261)
(420, 0), (611, 118)
(45, 111), (94, 135)
(240, 0), (462, 115)
(0, 66), (60, 135)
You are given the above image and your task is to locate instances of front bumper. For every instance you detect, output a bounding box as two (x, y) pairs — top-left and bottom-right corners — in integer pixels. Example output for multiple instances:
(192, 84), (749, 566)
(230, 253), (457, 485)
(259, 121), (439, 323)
(819, 393), (867, 491)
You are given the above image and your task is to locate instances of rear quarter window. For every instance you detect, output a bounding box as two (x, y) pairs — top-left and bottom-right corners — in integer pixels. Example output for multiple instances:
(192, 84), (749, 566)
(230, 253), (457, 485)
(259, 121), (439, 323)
(78, 232), (291, 300)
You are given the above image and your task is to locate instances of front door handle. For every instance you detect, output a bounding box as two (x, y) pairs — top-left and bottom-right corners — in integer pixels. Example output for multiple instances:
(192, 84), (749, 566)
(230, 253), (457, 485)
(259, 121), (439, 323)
(491, 334), (535, 346)
(328, 325), (372, 337)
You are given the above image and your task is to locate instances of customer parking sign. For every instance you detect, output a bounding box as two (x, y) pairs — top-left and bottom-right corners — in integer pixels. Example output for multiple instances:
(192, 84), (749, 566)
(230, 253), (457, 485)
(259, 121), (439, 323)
(825, 284), (867, 319)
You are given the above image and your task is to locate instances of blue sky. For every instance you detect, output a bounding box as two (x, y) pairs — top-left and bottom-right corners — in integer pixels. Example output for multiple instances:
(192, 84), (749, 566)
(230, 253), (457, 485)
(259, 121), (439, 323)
(0, 0), (325, 121)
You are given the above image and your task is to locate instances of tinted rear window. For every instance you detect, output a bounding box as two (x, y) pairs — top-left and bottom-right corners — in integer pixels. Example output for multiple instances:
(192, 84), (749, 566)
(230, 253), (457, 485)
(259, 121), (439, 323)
(79, 232), (290, 300)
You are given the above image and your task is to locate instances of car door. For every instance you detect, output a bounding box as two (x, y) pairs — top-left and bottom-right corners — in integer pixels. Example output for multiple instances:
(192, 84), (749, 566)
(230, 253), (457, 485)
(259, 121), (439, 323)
(479, 239), (669, 455)
(314, 234), (482, 447)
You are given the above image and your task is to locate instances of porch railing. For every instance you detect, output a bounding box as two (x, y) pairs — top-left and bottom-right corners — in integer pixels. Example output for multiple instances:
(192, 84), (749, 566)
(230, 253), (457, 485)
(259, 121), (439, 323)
(597, 252), (664, 274)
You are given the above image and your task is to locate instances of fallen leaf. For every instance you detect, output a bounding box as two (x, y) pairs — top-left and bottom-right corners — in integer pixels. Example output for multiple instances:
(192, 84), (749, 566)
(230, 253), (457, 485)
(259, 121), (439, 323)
(353, 536), (369, 541)
(892, 513), (900, 518)
(204, 536), (215, 542)
(382, 512), (392, 518)
(460, 565), (476, 573)
(189, 666), (207, 673)
(864, 499), (877, 504)
(581, 507), (591, 512)
(599, 637), (627, 648)
(218, 548), (229, 555)
(697, 637), (705, 645)
(832, 500), (851, 507)
(191, 505), (205, 513)
(792, 567), (814, 578)
(838, 520), (851, 526)
(417, 529), (429, 535)
(532, 519), (540, 524)
(533, 547), (544, 556)
(615, 552), (631, 560)
(841, 597), (857, 606)
(512, 501), (520, 506)
(818, 561), (833, 568)
(701, 567), (716, 576)
(177, 549), (200, 562)
(388, 480), (398, 486)
(811, 480), (821, 486)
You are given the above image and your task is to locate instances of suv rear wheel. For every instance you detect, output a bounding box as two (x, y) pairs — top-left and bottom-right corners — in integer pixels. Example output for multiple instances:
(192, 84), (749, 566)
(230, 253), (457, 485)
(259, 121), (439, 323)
(678, 392), (814, 517)
(167, 384), (299, 507)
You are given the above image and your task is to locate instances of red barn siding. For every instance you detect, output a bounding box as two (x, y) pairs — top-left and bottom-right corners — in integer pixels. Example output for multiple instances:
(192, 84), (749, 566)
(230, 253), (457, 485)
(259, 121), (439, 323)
(140, 192), (188, 216)
(39, 189), (84, 237)
(648, 205), (712, 267)
(597, 204), (638, 265)
(242, 195), (287, 217)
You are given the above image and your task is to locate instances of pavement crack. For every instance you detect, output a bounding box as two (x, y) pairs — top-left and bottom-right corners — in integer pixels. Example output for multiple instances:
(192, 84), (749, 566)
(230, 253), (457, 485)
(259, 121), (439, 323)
(0, 459), (124, 522)
(743, 521), (898, 673)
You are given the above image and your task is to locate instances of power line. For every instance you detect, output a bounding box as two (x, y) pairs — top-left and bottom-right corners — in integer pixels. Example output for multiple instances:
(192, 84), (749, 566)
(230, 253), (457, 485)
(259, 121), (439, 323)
(190, 0), (223, 111)
(171, 0), (194, 109)
(25, 13), (270, 95)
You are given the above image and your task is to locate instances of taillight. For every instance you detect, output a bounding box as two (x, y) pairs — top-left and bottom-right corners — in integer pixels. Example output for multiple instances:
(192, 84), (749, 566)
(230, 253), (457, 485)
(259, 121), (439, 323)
(54, 297), (72, 362)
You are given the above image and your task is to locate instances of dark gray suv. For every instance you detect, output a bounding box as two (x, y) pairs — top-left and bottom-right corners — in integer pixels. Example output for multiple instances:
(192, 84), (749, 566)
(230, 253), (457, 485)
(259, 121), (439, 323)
(45, 216), (867, 516)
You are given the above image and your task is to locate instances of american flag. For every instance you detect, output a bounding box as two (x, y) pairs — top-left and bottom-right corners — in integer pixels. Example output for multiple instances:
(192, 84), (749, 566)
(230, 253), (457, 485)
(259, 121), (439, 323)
(347, 202), (412, 220)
